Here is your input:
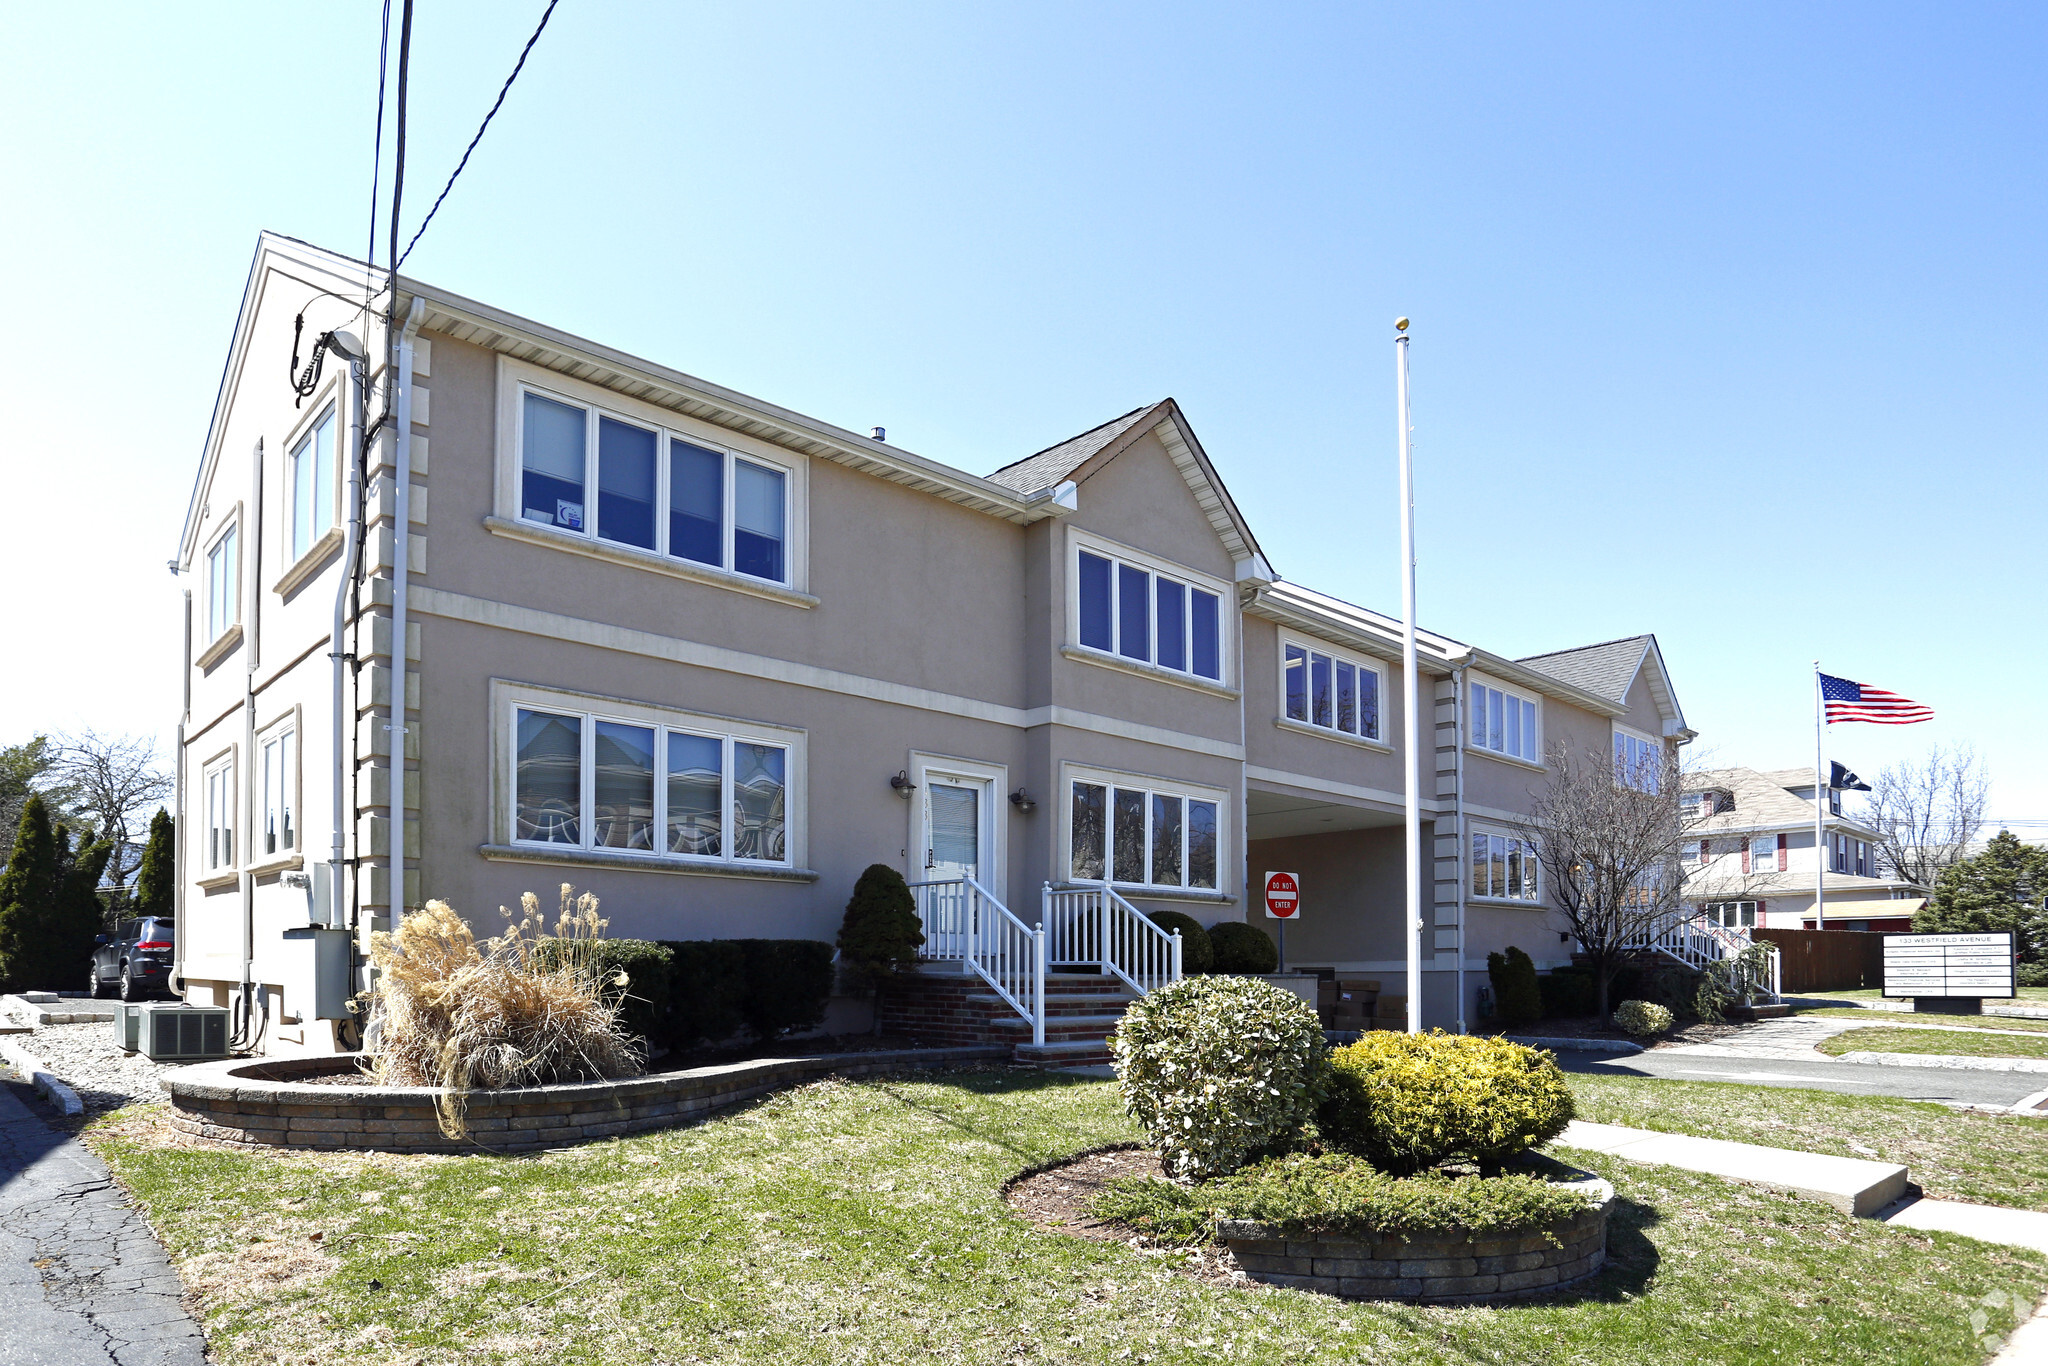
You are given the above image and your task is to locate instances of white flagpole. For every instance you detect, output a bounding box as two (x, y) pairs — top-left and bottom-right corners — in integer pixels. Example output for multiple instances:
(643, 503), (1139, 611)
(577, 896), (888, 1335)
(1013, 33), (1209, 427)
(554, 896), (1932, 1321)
(1814, 662), (1827, 932)
(1397, 319), (1421, 1034)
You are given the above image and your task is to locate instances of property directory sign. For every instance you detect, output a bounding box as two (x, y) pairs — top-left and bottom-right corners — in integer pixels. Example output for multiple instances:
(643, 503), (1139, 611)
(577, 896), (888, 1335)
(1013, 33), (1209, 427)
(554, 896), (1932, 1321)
(1882, 932), (2015, 998)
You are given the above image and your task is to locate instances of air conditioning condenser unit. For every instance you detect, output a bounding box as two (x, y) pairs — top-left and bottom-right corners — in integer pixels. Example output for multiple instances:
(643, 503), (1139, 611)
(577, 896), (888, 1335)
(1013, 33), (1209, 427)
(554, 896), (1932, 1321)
(138, 1003), (229, 1061)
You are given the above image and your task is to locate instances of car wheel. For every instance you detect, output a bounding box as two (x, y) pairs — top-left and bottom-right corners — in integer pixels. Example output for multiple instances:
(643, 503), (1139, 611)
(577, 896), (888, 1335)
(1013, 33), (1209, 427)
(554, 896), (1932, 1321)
(89, 963), (112, 999)
(119, 964), (143, 1002)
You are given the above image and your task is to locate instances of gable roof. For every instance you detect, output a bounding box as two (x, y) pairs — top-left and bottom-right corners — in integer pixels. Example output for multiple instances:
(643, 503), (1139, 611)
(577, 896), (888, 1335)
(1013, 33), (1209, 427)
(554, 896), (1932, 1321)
(1684, 765), (1881, 837)
(1518, 633), (1692, 738)
(985, 404), (1159, 495)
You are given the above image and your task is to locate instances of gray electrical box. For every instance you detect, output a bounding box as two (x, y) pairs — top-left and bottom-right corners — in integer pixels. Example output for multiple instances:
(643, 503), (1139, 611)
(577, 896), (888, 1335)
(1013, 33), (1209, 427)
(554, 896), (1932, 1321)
(111, 1001), (147, 1053)
(138, 1003), (229, 1061)
(281, 926), (352, 1020)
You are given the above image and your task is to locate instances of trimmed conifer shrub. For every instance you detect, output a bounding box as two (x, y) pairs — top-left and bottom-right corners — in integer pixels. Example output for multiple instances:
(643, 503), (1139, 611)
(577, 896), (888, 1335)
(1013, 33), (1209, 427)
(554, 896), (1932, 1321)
(1144, 910), (1213, 975)
(836, 863), (925, 992)
(732, 939), (835, 1040)
(661, 939), (748, 1047)
(135, 808), (174, 920)
(0, 796), (111, 992)
(1208, 920), (1279, 975)
(1486, 946), (1543, 1026)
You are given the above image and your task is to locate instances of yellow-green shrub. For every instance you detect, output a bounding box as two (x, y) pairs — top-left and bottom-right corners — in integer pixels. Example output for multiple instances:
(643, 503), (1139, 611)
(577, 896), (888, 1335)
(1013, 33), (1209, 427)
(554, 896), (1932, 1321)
(1318, 1031), (1574, 1176)
(1613, 999), (1674, 1037)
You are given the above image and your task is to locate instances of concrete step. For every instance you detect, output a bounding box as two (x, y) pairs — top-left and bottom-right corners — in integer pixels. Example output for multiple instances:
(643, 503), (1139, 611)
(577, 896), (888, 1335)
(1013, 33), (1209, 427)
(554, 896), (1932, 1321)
(1556, 1120), (1908, 1217)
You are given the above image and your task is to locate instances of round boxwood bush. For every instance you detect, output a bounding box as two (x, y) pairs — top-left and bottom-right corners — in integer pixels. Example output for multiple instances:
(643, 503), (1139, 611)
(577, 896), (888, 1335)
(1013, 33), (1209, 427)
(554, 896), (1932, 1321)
(1319, 1031), (1575, 1176)
(1144, 911), (1213, 975)
(1208, 920), (1279, 975)
(1613, 999), (1674, 1037)
(1110, 975), (1327, 1180)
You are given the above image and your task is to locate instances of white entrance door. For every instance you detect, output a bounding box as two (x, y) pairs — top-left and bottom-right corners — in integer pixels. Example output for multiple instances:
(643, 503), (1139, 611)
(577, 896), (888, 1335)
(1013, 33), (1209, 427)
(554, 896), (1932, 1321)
(924, 777), (985, 883)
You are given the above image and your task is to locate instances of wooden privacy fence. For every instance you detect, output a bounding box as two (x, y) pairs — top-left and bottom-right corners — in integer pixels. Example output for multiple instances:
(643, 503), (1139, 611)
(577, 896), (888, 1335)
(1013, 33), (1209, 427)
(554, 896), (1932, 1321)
(1753, 927), (1887, 993)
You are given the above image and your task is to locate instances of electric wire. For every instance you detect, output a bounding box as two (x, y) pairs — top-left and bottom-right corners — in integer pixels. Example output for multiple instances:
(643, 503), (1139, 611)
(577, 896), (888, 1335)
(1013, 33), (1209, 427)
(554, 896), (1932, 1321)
(366, 0), (393, 267)
(394, 0), (562, 269)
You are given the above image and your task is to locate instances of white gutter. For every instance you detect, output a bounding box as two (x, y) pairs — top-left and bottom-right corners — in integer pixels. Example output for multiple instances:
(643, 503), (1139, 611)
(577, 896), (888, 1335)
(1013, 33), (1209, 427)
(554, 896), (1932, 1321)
(1452, 662), (1467, 1033)
(170, 581), (191, 997)
(239, 440), (263, 1044)
(387, 298), (426, 922)
(328, 333), (368, 938)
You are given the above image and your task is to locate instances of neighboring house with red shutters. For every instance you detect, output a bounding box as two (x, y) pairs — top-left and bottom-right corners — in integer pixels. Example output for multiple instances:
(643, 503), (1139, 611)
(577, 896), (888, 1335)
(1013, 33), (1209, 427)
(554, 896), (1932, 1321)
(1682, 766), (1924, 932)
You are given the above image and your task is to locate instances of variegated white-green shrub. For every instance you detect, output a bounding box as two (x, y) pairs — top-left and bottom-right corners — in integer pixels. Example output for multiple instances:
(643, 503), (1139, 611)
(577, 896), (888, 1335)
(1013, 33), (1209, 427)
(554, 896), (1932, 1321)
(1109, 975), (1328, 1180)
(1613, 998), (1674, 1037)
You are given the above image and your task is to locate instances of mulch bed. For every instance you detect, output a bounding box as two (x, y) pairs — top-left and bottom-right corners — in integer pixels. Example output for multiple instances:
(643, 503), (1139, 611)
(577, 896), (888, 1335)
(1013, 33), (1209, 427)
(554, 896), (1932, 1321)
(1003, 1146), (1256, 1290)
(1474, 1016), (1746, 1049)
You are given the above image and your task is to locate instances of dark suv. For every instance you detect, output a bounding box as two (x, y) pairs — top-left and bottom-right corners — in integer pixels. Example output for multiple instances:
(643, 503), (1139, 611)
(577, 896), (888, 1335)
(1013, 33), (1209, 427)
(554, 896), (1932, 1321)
(89, 917), (175, 1001)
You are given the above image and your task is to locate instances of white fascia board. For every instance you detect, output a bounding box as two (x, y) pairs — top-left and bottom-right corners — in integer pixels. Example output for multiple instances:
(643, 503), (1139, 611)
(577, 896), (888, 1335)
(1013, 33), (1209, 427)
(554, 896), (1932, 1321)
(1246, 582), (1468, 673)
(1459, 648), (1627, 718)
(1637, 635), (1690, 734)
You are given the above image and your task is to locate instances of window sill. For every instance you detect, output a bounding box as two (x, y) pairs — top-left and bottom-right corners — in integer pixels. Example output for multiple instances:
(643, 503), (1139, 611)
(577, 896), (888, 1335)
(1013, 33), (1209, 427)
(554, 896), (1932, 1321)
(196, 871), (241, 892)
(484, 516), (819, 608)
(1051, 881), (1236, 906)
(272, 529), (344, 600)
(1468, 896), (1545, 910)
(1467, 747), (1546, 774)
(479, 842), (820, 883)
(195, 625), (243, 673)
(248, 853), (305, 878)
(1273, 715), (1392, 752)
(1059, 645), (1239, 700)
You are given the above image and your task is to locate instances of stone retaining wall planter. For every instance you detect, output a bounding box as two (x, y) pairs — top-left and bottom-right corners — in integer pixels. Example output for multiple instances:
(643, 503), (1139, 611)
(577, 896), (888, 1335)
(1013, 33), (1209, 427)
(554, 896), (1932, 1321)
(162, 1045), (1008, 1153)
(1215, 1174), (1613, 1305)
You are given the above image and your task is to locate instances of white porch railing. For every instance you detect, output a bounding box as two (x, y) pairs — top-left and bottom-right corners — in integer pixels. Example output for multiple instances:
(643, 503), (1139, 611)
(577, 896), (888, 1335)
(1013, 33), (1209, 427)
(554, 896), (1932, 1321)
(907, 877), (1045, 1046)
(1625, 913), (1782, 1001)
(1042, 881), (1183, 997)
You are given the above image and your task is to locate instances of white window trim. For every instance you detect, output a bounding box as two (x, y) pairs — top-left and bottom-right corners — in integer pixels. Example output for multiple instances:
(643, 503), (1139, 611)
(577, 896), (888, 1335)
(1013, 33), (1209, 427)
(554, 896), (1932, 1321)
(281, 385), (344, 575)
(1465, 671), (1543, 768)
(492, 356), (810, 597)
(489, 679), (807, 875)
(1057, 760), (1231, 901)
(1612, 722), (1661, 790)
(1063, 526), (1237, 693)
(1278, 635), (1389, 747)
(201, 747), (238, 876)
(1468, 820), (1542, 906)
(199, 507), (244, 651)
(252, 712), (302, 873)
(905, 752), (1009, 893)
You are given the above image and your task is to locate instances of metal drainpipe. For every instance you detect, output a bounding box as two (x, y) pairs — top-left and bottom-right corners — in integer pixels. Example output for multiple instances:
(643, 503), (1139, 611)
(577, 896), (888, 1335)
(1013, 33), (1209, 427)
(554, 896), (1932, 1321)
(171, 583), (191, 997)
(239, 440), (264, 1045)
(388, 298), (425, 933)
(1451, 663), (1467, 1033)
(330, 337), (368, 951)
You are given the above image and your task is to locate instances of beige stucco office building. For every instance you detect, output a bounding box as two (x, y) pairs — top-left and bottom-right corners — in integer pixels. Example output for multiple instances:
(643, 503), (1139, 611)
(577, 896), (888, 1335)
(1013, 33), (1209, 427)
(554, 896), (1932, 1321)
(172, 234), (1693, 1054)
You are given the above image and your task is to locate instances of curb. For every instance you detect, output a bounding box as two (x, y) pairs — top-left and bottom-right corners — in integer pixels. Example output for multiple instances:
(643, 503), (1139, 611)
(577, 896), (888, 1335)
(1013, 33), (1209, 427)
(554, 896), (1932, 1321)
(0, 1035), (86, 1116)
(1835, 1050), (2048, 1075)
(1502, 1035), (1645, 1056)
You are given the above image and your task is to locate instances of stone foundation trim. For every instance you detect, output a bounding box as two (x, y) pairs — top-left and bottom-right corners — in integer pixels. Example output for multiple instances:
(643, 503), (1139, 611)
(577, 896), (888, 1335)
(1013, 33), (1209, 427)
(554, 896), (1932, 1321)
(163, 1045), (1007, 1153)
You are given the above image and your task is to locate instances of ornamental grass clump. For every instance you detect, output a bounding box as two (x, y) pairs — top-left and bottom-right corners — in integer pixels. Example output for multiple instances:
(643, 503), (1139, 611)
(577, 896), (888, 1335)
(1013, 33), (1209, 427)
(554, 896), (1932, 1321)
(1319, 1031), (1574, 1176)
(1109, 975), (1327, 1180)
(361, 885), (644, 1138)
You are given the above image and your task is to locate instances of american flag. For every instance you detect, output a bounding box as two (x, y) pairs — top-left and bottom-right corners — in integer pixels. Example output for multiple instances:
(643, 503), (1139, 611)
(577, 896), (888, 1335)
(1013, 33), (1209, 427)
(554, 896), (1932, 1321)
(1821, 672), (1933, 725)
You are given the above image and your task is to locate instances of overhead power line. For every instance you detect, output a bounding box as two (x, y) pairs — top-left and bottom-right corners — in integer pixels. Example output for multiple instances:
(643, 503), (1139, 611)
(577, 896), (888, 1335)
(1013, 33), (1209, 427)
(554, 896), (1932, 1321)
(366, 0), (393, 266)
(395, 0), (562, 270)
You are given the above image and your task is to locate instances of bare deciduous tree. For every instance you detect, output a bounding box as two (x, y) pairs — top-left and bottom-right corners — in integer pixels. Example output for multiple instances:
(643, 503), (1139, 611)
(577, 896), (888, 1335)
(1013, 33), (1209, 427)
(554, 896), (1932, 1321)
(1860, 744), (1988, 892)
(1516, 744), (1705, 1018)
(49, 731), (172, 887)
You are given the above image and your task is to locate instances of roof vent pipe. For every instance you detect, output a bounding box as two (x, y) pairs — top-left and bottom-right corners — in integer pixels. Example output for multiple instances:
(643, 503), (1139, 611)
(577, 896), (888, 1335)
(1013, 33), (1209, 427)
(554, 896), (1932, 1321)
(870, 427), (886, 442)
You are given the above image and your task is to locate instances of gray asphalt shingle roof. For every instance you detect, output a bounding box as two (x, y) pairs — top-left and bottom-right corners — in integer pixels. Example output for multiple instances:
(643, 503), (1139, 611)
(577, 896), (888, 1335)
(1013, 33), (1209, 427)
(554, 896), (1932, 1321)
(1516, 635), (1652, 704)
(984, 403), (1164, 494)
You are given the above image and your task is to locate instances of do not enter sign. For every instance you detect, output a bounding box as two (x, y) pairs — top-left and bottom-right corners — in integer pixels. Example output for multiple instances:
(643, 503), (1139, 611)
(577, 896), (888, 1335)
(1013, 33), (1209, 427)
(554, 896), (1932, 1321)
(1264, 871), (1301, 919)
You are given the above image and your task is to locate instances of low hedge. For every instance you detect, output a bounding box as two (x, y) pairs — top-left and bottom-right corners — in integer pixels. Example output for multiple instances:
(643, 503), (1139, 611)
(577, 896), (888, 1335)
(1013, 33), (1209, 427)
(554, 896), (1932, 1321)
(1487, 947), (1543, 1025)
(1319, 1031), (1575, 1176)
(1089, 1154), (1590, 1246)
(1208, 921), (1278, 975)
(659, 939), (747, 1048)
(1144, 911), (1214, 975)
(531, 936), (676, 1047)
(731, 938), (835, 1040)
(594, 937), (834, 1049)
(1539, 967), (1596, 1019)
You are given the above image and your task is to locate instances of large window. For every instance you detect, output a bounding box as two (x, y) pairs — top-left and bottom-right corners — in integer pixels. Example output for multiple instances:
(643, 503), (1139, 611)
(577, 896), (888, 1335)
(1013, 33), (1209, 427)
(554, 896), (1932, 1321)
(204, 757), (235, 871)
(205, 522), (239, 643)
(1283, 641), (1383, 741)
(513, 704), (790, 866)
(519, 387), (791, 585)
(1750, 834), (1781, 873)
(288, 405), (337, 562)
(1471, 828), (1540, 902)
(258, 726), (295, 858)
(1469, 680), (1539, 763)
(1069, 777), (1219, 892)
(1705, 901), (1759, 930)
(1075, 546), (1223, 682)
(1613, 728), (1661, 791)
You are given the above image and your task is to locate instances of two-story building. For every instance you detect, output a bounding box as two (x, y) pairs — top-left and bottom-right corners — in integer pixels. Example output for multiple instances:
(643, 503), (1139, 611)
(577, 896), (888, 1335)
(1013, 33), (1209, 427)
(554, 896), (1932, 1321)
(171, 233), (1694, 1055)
(1682, 766), (1924, 932)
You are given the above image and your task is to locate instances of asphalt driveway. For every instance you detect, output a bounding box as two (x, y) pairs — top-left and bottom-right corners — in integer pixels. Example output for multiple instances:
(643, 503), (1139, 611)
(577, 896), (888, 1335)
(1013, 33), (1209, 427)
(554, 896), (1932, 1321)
(1560, 1048), (2048, 1108)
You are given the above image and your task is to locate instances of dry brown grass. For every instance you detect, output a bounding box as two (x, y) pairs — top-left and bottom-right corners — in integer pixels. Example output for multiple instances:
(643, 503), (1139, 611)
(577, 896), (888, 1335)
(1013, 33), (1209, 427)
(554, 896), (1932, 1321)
(361, 885), (644, 1137)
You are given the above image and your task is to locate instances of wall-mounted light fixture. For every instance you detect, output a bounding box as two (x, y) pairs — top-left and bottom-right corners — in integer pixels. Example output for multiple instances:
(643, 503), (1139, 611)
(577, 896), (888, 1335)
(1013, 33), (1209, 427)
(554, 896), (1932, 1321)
(1009, 787), (1037, 812)
(890, 770), (917, 799)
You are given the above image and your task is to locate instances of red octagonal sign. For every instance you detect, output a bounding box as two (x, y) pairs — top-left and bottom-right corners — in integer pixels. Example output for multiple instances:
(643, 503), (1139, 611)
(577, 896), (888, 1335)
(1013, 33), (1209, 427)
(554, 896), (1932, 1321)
(1264, 871), (1300, 919)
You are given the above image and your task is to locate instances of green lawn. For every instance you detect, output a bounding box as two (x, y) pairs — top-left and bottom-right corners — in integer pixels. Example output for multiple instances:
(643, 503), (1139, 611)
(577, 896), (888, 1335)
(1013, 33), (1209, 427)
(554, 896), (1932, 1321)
(1817, 1026), (2048, 1062)
(1793, 987), (2048, 1006)
(1568, 1074), (2048, 1209)
(1792, 1006), (2048, 1035)
(90, 1071), (2047, 1365)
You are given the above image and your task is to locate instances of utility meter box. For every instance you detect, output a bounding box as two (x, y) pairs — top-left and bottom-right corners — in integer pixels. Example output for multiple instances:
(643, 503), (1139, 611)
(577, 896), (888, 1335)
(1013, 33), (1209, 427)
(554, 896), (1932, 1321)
(281, 926), (353, 1020)
(138, 1003), (230, 1061)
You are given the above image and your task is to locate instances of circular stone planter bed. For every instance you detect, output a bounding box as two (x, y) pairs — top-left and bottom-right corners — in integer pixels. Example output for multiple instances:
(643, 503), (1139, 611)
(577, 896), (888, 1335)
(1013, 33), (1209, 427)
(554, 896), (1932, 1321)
(1010, 1148), (1612, 1307)
(162, 1044), (1007, 1153)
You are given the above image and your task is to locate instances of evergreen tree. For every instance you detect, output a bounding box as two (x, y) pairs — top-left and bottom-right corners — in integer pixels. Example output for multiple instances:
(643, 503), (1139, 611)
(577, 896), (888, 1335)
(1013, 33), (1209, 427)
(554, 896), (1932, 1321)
(1915, 830), (2048, 964)
(135, 808), (175, 919)
(836, 864), (926, 1029)
(0, 795), (112, 991)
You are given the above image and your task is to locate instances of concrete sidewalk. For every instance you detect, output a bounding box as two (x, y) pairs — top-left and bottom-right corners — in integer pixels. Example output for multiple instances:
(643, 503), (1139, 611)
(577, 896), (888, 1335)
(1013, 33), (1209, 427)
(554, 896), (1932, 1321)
(0, 1080), (204, 1366)
(1554, 1119), (1909, 1215)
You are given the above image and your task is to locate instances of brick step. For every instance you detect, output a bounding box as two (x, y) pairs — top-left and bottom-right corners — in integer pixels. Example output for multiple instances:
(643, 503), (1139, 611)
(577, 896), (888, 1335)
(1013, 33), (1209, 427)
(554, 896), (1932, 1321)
(987, 1013), (1123, 1038)
(1014, 1039), (1116, 1068)
(964, 993), (1132, 1017)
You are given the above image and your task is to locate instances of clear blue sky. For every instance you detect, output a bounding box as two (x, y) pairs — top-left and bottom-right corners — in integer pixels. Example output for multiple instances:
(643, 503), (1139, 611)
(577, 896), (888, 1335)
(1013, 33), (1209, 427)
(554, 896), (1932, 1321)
(2, 3), (2041, 824)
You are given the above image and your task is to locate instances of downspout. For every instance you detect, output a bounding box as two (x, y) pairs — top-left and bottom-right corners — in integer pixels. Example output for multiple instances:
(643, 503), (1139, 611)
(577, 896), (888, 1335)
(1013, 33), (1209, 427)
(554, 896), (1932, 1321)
(388, 297), (426, 930)
(239, 440), (264, 1047)
(328, 333), (369, 951)
(171, 579), (191, 997)
(1451, 662), (1467, 1033)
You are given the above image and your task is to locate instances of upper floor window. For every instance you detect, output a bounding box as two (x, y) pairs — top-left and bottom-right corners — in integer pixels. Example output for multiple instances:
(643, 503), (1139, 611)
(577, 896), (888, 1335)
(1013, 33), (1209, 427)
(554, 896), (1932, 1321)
(519, 386), (791, 586)
(1283, 642), (1383, 742)
(204, 755), (235, 870)
(1075, 546), (1222, 682)
(512, 699), (793, 867)
(1613, 728), (1661, 791)
(288, 404), (337, 562)
(1749, 834), (1781, 872)
(1068, 773), (1220, 892)
(1469, 679), (1539, 764)
(1828, 788), (1842, 816)
(258, 724), (296, 858)
(1696, 788), (1733, 818)
(205, 522), (239, 642)
(1471, 827), (1539, 902)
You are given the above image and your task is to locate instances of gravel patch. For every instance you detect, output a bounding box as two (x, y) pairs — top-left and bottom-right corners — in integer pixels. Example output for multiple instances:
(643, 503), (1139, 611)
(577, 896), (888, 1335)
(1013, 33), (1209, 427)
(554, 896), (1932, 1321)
(9, 1021), (195, 1117)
